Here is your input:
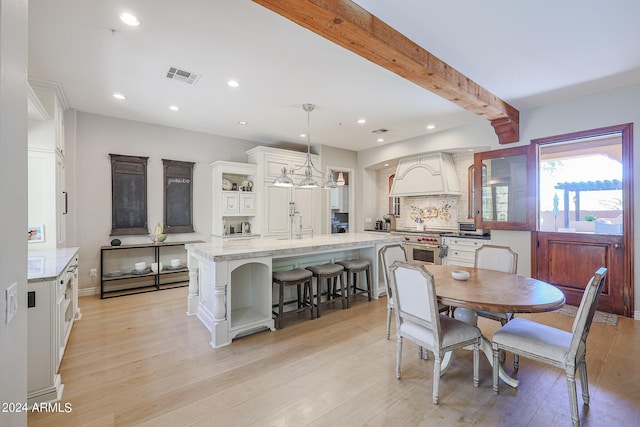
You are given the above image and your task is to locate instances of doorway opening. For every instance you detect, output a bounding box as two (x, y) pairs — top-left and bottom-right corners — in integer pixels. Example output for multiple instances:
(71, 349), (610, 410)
(533, 123), (633, 317)
(328, 168), (352, 234)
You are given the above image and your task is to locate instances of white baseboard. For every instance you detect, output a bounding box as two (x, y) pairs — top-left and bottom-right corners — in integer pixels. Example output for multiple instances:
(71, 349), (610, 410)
(634, 310), (640, 320)
(78, 287), (99, 297)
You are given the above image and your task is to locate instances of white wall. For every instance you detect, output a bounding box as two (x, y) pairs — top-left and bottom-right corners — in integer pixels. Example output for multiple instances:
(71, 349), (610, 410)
(74, 112), (260, 292)
(357, 83), (640, 317)
(0, 0), (28, 424)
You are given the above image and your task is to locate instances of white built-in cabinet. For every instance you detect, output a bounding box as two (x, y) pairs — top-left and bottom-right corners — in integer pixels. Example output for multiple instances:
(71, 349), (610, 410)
(442, 236), (490, 267)
(211, 161), (259, 238)
(331, 185), (349, 212)
(247, 146), (321, 238)
(28, 81), (69, 248)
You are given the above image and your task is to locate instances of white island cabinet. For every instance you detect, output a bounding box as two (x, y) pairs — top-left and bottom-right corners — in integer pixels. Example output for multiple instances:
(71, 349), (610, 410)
(186, 233), (401, 348)
(27, 247), (80, 405)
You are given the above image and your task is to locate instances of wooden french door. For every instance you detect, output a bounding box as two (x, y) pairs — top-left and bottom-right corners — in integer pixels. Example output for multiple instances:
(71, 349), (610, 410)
(533, 123), (633, 317)
(536, 232), (627, 315)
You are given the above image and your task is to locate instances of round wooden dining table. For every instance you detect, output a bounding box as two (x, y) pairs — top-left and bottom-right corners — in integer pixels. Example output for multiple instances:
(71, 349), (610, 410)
(425, 265), (566, 387)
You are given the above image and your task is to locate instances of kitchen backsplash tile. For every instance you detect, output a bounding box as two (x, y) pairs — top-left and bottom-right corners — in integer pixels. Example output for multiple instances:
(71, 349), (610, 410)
(400, 196), (458, 230)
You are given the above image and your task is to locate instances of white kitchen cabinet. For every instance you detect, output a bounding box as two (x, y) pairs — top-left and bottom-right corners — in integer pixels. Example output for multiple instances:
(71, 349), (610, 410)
(442, 236), (490, 267)
(247, 146), (321, 238)
(331, 185), (349, 212)
(222, 192), (256, 215)
(54, 92), (65, 156)
(28, 82), (69, 248)
(390, 152), (460, 196)
(211, 161), (259, 238)
(27, 247), (80, 405)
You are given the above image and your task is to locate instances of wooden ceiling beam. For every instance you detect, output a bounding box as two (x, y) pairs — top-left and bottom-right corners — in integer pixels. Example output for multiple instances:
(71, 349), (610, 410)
(252, 0), (519, 144)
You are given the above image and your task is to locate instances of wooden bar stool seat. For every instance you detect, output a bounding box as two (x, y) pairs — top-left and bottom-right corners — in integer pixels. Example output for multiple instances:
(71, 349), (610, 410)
(272, 268), (314, 329)
(337, 259), (372, 304)
(305, 263), (346, 317)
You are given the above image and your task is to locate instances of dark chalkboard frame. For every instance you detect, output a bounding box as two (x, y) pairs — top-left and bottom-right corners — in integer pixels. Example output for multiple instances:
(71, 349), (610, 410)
(163, 159), (195, 234)
(110, 154), (149, 236)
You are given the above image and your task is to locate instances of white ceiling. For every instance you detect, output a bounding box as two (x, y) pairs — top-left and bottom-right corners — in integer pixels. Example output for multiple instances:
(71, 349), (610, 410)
(28, 0), (640, 152)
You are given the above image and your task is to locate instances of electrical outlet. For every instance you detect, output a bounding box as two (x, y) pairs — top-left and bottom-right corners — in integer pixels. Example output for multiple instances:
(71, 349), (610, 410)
(89, 268), (97, 277)
(6, 282), (18, 324)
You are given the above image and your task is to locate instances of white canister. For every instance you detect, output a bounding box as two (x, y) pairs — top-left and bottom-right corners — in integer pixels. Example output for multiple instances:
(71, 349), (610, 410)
(134, 261), (147, 271)
(171, 259), (181, 268)
(151, 262), (163, 273)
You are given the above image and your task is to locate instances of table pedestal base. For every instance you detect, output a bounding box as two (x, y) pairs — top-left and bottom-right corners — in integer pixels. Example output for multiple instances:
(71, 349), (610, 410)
(440, 308), (519, 388)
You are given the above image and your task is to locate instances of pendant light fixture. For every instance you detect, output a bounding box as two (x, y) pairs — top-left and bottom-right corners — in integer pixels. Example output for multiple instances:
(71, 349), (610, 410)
(272, 103), (336, 189)
(336, 172), (346, 186)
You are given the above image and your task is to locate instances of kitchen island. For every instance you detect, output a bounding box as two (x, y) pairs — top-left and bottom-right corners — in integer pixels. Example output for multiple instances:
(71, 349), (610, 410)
(186, 233), (401, 348)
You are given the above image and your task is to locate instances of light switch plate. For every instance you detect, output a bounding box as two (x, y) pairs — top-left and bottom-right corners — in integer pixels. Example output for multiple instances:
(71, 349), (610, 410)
(6, 282), (18, 324)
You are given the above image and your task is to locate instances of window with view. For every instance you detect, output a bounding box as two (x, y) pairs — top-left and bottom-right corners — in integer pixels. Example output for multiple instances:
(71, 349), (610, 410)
(538, 135), (623, 234)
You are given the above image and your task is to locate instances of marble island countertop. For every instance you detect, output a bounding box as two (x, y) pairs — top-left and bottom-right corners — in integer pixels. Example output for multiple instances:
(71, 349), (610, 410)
(28, 247), (79, 282)
(186, 233), (402, 262)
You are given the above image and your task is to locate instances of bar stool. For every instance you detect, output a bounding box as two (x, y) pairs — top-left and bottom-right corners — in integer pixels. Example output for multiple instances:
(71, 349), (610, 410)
(336, 259), (372, 304)
(272, 268), (314, 329)
(305, 263), (346, 317)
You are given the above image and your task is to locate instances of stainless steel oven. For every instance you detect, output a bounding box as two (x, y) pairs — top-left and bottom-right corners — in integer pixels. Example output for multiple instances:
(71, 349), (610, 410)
(392, 230), (445, 265)
(404, 242), (442, 265)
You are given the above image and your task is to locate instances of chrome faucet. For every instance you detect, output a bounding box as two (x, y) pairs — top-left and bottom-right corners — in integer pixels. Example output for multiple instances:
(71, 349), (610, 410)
(289, 202), (313, 239)
(289, 202), (302, 239)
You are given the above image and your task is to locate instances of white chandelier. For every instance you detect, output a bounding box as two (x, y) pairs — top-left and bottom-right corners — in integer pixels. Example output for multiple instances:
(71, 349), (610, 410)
(273, 103), (337, 189)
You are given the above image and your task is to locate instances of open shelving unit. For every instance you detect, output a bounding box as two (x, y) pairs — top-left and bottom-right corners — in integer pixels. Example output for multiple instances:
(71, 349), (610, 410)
(100, 240), (202, 298)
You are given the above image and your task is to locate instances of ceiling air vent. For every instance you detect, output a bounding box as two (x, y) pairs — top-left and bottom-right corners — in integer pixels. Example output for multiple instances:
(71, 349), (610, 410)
(166, 67), (200, 85)
(372, 128), (389, 134)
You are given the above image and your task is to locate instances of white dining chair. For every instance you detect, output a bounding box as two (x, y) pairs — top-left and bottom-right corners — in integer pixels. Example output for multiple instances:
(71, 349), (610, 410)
(491, 267), (607, 427)
(474, 244), (518, 325)
(380, 245), (449, 340)
(473, 244), (518, 367)
(388, 261), (481, 404)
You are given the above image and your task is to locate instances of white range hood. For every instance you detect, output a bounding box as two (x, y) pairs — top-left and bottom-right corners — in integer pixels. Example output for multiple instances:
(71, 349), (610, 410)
(390, 152), (461, 197)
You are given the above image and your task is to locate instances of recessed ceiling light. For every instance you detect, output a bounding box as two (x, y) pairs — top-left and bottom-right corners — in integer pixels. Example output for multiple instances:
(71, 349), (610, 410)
(168, 105), (180, 111)
(384, 163), (389, 167)
(112, 93), (126, 100)
(227, 80), (240, 88)
(357, 118), (366, 124)
(300, 133), (306, 138)
(118, 12), (140, 26)
(377, 138), (385, 143)
(426, 124), (436, 130)
(238, 121), (248, 126)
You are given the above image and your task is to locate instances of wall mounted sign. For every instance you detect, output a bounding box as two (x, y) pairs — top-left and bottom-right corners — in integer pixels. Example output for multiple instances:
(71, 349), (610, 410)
(163, 159), (195, 233)
(110, 154), (149, 236)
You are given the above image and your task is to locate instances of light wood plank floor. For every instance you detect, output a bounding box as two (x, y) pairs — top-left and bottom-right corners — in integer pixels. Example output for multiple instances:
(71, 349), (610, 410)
(28, 287), (639, 426)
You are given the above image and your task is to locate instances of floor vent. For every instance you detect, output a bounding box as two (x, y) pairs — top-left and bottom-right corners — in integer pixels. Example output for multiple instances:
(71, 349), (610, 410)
(166, 67), (200, 85)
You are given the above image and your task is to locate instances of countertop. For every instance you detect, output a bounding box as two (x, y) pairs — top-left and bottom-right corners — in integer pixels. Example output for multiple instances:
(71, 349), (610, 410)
(28, 247), (79, 282)
(442, 234), (492, 240)
(186, 233), (402, 262)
